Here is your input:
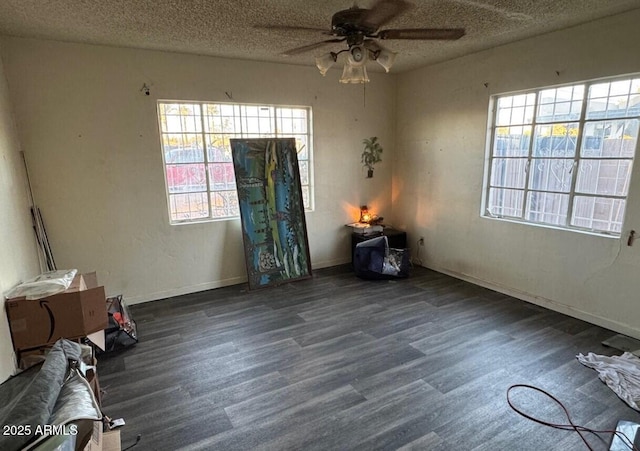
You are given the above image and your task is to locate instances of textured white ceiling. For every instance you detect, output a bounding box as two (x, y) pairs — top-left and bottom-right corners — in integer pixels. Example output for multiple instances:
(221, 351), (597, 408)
(0, 0), (639, 72)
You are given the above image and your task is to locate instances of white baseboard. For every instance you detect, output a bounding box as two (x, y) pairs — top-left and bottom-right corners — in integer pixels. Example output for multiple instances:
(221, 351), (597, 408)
(123, 258), (351, 305)
(312, 257), (351, 269)
(124, 275), (247, 305)
(423, 263), (640, 341)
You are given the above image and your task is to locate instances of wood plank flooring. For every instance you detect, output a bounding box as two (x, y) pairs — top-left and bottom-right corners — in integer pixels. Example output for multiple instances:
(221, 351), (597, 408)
(97, 265), (640, 450)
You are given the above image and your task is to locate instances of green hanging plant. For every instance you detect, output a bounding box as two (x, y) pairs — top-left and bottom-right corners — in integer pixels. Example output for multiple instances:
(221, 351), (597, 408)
(361, 136), (383, 178)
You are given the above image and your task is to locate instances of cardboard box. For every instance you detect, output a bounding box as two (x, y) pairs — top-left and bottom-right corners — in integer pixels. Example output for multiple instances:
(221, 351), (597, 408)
(83, 421), (101, 451)
(103, 430), (121, 451)
(6, 272), (108, 351)
(83, 422), (121, 451)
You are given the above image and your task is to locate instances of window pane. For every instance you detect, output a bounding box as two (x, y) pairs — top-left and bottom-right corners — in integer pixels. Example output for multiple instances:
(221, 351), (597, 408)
(293, 117), (307, 134)
(165, 164), (207, 193)
(529, 159), (573, 193)
(164, 146), (205, 163)
(571, 196), (625, 233)
(581, 119), (638, 158)
(211, 191), (239, 218)
(484, 76), (639, 236)
(159, 103), (202, 133)
(295, 136), (309, 160)
(169, 193), (209, 221)
(298, 161), (309, 185)
(610, 79), (631, 96)
(587, 78), (640, 119)
(490, 158), (527, 188)
(493, 126), (531, 157)
(208, 163), (236, 191)
(537, 85), (584, 122)
(496, 94), (535, 126)
(533, 123), (579, 157)
(575, 159), (632, 196)
(206, 135), (232, 162)
(162, 135), (204, 162)
(278, 109), (308, 135)
(487, 188), (524, 218)
(159, 101), (313, 223)
(525, 192), (569, 226)
(301, 185), (310, 208)
(243, 106), (274, 134)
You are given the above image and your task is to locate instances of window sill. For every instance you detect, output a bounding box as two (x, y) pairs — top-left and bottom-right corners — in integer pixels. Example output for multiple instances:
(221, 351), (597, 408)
(480, 214), (620, 239)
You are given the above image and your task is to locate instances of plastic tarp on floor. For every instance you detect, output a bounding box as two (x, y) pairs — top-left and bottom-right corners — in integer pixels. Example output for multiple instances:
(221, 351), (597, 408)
(0, 339), (101, 450)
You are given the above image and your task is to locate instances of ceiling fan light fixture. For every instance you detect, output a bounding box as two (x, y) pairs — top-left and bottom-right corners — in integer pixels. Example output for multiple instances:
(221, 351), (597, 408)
(315, 52), (337, 76)
(270, 0), (467, 84)
(340, 62), (370, 84)
(347, 45), (368, 67)
(372, 48), (396, 73)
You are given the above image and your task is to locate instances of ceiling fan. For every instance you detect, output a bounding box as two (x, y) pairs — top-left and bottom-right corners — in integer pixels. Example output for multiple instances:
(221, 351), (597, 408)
(261, 0), (465, 83)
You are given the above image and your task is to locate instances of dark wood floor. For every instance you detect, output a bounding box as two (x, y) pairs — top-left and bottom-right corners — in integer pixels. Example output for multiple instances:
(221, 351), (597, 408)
(98, 265), (640, 450)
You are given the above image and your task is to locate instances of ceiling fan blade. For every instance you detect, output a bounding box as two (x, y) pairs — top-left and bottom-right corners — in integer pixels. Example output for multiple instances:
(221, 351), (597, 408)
(378, 28), (466, 40)
(281, 38), (346, 56)
(256, 25), (332, 35)
(360, 0), (412, 30)
(363, 39), (382, 52)
(363, 39), (393, 53)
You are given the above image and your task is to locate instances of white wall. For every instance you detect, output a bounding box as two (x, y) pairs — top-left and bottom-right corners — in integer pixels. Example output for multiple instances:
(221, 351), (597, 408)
(0, 38), (396, 304)
(394, 10), (640, 338)
(0, 44), (40, 382)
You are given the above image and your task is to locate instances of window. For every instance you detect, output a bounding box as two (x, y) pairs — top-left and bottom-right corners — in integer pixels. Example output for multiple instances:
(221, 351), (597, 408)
(483, 75), (640, 236)
(157, 102), (313, 223)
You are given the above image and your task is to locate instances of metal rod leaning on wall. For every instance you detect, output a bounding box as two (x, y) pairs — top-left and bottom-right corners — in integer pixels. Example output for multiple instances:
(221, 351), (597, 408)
(21, 151), (56, 272)
(37, 206), (56, 271)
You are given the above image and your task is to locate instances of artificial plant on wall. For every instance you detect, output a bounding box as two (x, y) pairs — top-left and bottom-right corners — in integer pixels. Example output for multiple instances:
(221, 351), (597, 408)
(361, 136), (383, 178)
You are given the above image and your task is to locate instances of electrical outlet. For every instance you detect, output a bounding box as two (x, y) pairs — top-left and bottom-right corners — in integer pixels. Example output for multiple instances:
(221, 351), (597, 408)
(418, 237), (424, 246)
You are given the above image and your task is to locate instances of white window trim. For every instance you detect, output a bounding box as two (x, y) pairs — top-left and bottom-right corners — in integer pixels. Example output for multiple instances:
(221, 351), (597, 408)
(157, 100), (314, 225)
(481, 74), (640, 237)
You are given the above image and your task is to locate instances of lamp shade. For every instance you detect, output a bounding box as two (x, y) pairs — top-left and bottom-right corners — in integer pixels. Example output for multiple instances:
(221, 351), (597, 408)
(340, 63), (369, 84)
(339, 45), (369, 83)
(315, 52), (337, 76)
(373, 49), (396, 73)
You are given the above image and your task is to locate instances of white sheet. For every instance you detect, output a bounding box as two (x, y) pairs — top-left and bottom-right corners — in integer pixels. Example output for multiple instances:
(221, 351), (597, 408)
(4, 269), (77, 300)
(577, 352), (640, 410)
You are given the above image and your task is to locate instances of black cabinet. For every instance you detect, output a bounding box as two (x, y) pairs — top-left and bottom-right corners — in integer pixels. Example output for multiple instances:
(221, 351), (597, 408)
(351, 228), (407, 265)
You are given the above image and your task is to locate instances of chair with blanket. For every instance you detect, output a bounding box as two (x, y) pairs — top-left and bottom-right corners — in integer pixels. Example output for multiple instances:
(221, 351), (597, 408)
(353, 235), (410, 280)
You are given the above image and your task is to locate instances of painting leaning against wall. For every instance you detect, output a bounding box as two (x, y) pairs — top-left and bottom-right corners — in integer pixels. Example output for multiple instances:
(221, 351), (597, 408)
(230, 138), (312, 289)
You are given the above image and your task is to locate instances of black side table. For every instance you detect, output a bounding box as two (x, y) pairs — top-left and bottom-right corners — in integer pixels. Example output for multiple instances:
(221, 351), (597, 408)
(351, 227), (407, 265)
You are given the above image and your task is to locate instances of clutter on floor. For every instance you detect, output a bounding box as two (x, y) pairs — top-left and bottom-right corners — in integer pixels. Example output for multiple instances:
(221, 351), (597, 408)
(5, 270), (108, 353)
(609, 420), (640, 451)
(353, 235), (410, 279)
(3, 269), (139, 450)
(102, 295), (138, 354)
(0, 339), (101, 450)
(577, 352), (640, 410)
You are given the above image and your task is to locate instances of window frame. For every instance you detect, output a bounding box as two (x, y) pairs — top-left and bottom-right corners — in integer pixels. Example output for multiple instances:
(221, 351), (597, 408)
(482, 74), (640, 237)
(157, 100), (314, 225)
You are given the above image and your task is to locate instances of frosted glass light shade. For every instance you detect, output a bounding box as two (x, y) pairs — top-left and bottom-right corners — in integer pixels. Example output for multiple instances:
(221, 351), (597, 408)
(374, 49), (396, 73)
(340, 63), (369, 84)
(315, 53), (337, 76)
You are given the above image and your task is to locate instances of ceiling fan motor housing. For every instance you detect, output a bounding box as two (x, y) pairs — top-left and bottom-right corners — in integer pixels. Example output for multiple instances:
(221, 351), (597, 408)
(331, 8), (377, 37)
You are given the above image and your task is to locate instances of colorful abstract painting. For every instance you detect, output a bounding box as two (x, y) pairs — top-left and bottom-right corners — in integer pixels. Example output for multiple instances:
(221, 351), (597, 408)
(230, 138), (312, 289)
